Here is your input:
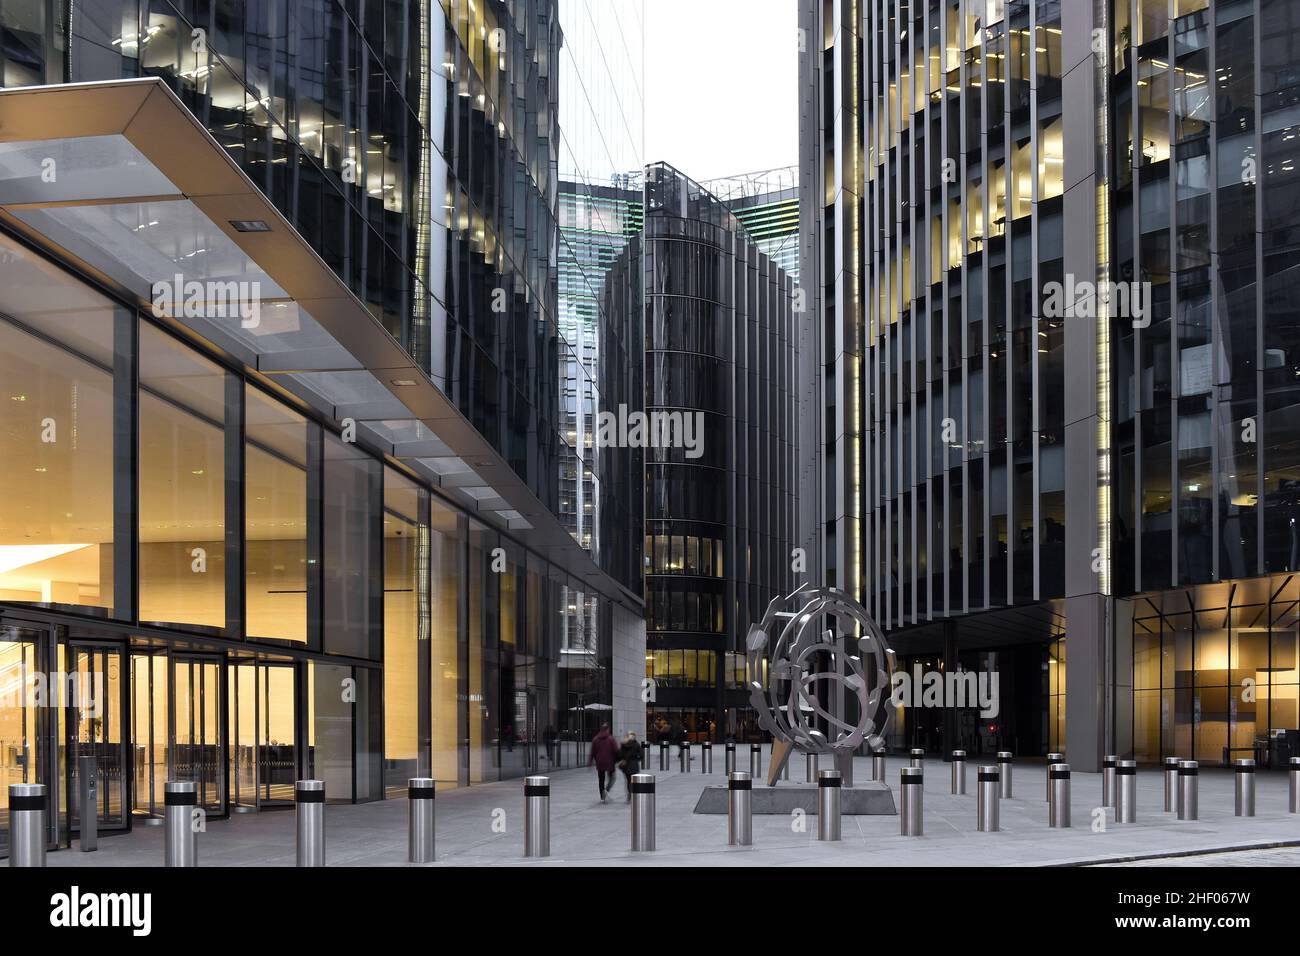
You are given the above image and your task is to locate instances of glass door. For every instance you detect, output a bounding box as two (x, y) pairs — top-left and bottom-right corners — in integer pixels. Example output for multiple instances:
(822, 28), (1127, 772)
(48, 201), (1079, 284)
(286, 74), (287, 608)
(1, 624), (50, 857)
(67, 642), (128, 833)
(130, 650), (167, 822)
(228, 660), (297, 809)
(171, 655), (225, 815)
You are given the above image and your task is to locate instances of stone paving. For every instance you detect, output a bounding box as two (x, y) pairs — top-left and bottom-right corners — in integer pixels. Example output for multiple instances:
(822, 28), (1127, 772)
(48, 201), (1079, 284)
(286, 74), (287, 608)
(43, 755), (1300, 867)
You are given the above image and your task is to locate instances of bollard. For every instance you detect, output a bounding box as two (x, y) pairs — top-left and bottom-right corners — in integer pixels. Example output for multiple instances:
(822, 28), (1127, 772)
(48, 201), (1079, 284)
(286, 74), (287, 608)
(805, 751), (818, 783)
(872, 749), (886, 783)
(1116, 760), (1137, 824)
(641, 740), (650, 767)
(1103, 755), (1117, 808)
(1045, 753), (1065, 801)
(977, 767), (1000, 832)
(408, 777), (436, 863)
(524, 775), (550, 857)
(703, 741), (713, 774)
(910, 748), (924, 768)
(725, 742), (736, 775)
(1164, 756), (1180, 812)
(295, 779), (325, 867)
(950, 750), (967, 795)
(1291, 757), (1300, 813)
(900, 767), (924, 835)
(679, 742), (690, 773)
(630, 773), (655, 851)
(1234, 759), (1256, 817)
(7, 783), (46, 868)
(727, 771), (753, 846)
(1048, 763), (1071, 828)
(750, 743), (763, 779)
(77, 755), (97, 852)
(164, 780), (198, 867)
(659, 741), (668, 772)
(817, 770), (842, 841)
(1177, 760), (1199, 820)
(997, 751), (1013, 798)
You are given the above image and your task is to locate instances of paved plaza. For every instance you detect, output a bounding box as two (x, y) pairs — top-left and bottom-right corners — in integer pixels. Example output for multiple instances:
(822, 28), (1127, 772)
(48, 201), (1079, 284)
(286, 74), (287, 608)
(44, 755), (1300, 867)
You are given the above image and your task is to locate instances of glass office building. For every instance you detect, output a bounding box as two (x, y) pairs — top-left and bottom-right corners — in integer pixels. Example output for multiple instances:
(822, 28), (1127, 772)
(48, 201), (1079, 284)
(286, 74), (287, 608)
(703, 168), (802, 282)
(627, 163), (801, 743)
(800, 0), (1300, 769)
(0, 0), (645, 857)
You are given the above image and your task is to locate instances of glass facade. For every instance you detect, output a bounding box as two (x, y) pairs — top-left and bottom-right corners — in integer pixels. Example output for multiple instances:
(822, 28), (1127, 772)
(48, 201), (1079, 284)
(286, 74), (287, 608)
(631, 163), (800, 742)
(0, 0), (647, 857)
(802, 0), (1300, 767)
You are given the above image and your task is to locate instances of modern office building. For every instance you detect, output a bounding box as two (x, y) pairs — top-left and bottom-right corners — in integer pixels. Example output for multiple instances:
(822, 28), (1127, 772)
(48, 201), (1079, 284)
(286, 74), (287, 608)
(703, 168), (802, 282)
(800, 0), (1300, 770)
(618, 162), (800, 742)
(0, 0), (645, 857)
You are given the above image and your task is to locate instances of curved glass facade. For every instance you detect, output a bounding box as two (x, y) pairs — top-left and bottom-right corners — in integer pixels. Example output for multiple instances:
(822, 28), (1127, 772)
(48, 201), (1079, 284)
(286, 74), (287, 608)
(632, 163), (800, 742)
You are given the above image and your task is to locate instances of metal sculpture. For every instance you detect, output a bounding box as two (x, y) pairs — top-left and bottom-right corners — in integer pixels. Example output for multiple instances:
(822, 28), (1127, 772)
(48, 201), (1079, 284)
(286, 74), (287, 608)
(746, 584), (896, 785)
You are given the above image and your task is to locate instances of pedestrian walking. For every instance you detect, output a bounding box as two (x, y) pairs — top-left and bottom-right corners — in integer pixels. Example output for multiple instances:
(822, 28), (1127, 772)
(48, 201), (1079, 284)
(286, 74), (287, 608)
(617, 732), (642, 802)
(589, 723), (620, 802)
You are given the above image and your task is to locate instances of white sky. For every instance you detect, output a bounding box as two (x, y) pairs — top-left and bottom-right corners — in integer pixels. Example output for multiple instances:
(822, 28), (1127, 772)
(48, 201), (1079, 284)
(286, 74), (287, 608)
(644, 0), (799, 182)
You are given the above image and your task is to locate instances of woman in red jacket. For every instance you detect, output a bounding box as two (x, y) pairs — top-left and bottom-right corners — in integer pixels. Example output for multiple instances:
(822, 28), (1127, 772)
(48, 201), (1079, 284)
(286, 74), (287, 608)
(589, 724), (620, 802)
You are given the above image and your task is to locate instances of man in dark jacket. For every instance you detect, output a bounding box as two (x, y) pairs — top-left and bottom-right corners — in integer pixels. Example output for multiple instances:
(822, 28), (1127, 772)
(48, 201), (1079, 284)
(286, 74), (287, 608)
(589, 724), (620, 801)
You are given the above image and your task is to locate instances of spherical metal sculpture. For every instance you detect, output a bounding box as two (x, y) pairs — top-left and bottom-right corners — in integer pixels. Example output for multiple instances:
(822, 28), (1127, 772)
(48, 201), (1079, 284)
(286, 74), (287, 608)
(746, 584), (896, 757)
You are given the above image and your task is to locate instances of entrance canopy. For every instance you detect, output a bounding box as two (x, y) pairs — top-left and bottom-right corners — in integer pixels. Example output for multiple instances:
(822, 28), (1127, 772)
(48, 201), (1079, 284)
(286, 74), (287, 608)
(0, 78), (637, 610)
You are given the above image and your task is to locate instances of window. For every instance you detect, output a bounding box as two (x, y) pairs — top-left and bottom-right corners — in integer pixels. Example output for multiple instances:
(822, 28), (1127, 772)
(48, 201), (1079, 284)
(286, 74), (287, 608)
(245, 385), (308, 642)
(0, 234), (120, 612)
(138, 322), (227, 627)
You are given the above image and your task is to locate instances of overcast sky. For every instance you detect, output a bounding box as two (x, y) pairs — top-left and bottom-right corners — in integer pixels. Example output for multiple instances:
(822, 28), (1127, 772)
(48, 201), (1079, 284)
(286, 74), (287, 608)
(644, 0), (798, 182)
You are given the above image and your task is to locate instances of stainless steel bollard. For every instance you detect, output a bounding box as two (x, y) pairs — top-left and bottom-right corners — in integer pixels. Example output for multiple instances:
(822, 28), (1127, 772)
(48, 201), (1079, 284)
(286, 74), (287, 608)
(910, 747), (924, 768)
(1234, 759), (1256, 817)
(725, 742), (736, 775)
(872, 750), (886, 782)
(1116, 760), (1137, 824)
(295, 779), (325, 867)
(1164, 756), (1180, 812)
(727, 771), (753, 846)
(659, 742), (668, 772)
(750, 743), (762, 779)
(702, 742), (713, 773)
(164, 780), (198, 867)
(1291, 757), (1300, 813)
(630, 773), (655, 851)
(997, 751), (1013, 798)
(1048, 763), (1071, 828)
(977, 767), (1000, 832)
(641, 740), (650, 767)
(408, 777), (436, 863)
(1103, 755), (1117, 808)
(817, 770), (842, 841)
(900, 767), (924, 835)
(524, 775), (550, 857)
(950, 750), (967, 795)
(1045, 753), (1065, 801)
(805, 751), (818, 783)
(679, 742), (690, 773)
(7, 783), (45, 868)
(1177, 760), (1199, 820)
(77, 755), (97, 852)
